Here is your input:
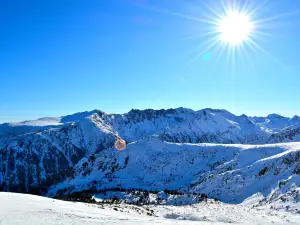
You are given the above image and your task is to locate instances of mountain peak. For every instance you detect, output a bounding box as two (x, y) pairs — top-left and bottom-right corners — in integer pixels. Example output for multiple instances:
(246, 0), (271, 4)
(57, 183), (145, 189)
(60, 109), (106, 123)
(266, 113), (285, 119)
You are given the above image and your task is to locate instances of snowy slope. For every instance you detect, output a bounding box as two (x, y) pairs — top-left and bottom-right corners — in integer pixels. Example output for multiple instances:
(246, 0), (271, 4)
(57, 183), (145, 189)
(45, 139), (300, 210)
(0, 192), (299, 224)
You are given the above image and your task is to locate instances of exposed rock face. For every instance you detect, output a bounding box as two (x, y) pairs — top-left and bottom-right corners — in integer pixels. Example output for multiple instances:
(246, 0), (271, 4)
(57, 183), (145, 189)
(268, 127), (300, 143)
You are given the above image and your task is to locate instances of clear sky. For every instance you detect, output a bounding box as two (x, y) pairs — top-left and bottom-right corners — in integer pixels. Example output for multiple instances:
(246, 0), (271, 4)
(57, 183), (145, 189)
(1, 0), (300, 123)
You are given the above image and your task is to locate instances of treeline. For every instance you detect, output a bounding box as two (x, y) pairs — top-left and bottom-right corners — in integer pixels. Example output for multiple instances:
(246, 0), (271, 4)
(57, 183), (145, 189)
(55, 187), (209, 205)
(56, 187), (195, 196)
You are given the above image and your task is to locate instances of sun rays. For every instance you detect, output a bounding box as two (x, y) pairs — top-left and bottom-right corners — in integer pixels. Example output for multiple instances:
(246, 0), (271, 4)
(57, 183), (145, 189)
(131, 0), (299, 68)
(130, 0), (299, 111)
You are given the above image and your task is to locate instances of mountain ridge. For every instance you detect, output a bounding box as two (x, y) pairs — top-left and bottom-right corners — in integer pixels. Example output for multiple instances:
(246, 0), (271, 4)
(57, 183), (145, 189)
(2, 107), (299, 126)
(2, 107), (300, 146)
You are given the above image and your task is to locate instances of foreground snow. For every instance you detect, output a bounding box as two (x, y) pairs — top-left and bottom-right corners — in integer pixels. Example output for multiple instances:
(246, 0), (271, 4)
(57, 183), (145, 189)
(0, 193), (299, 224)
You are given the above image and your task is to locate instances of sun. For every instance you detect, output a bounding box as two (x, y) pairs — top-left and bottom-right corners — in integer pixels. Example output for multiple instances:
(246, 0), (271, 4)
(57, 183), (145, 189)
(217, 11), (254, 46)
(135, 0), (294, 67)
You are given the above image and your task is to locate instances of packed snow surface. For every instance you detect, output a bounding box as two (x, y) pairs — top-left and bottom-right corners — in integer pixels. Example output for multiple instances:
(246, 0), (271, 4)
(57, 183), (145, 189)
(0, 193), (299, 225)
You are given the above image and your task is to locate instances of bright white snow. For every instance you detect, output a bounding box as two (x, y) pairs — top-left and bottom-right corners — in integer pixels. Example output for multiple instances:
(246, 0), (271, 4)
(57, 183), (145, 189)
(0, 193), (299, 224)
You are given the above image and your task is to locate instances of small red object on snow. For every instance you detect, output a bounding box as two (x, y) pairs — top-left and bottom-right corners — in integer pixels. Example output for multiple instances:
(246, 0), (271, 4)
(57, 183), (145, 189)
(114, 138), (126, 151)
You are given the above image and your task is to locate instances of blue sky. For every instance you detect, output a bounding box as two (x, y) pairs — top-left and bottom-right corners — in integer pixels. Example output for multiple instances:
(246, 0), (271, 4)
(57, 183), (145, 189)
(1, 0), (300, 123)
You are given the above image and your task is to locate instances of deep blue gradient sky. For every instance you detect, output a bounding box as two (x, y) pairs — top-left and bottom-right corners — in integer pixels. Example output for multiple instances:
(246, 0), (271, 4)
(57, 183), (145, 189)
(1, 0), (300, 122)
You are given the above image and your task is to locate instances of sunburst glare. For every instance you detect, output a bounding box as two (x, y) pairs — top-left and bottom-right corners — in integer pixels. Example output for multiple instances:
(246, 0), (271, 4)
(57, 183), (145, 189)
(131, 0), (300, 110)
(217, 11), (254, 45)
(132, 0), (299, 63)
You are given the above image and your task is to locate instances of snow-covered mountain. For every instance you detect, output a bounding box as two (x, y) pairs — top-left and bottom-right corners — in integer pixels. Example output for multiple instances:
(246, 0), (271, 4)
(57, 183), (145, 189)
(45, 139), (300, 205)
(0, 107), (299, 211)
(2, 108), (300, 146)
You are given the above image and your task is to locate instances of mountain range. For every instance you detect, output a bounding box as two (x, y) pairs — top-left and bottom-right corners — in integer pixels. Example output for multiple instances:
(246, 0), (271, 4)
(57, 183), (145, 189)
(0, 107), (299, 211)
